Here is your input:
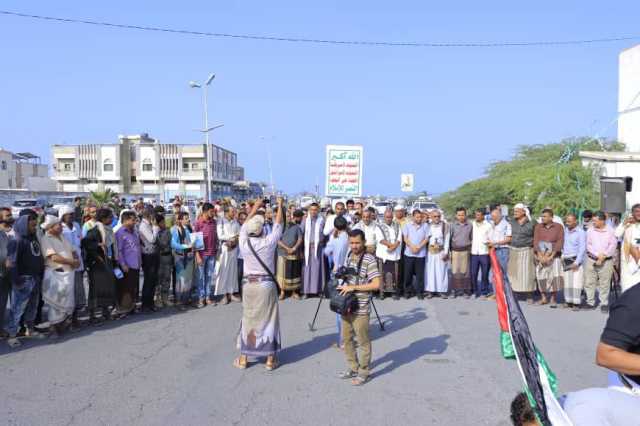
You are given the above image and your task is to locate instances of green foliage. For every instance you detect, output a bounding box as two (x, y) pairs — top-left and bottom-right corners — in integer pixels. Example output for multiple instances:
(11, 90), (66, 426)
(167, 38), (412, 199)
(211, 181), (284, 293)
(89, 189), (117, 208)
(437, 137), (623, 217)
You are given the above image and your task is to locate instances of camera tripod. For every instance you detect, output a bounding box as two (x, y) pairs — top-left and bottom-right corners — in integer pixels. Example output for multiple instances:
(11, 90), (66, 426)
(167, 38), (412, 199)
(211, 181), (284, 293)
(307, 280), (385, 332)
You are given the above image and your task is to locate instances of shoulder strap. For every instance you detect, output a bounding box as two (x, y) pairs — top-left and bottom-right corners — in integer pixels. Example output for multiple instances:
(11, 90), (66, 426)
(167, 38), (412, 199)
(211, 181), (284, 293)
(345, 250), (366, 285)
(247, 237), (278, 283)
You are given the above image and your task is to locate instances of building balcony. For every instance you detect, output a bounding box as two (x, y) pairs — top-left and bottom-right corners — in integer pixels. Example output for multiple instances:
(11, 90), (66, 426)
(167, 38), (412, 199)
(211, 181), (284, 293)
(180, 170), (205, 181)
(53, 171), (78, 181)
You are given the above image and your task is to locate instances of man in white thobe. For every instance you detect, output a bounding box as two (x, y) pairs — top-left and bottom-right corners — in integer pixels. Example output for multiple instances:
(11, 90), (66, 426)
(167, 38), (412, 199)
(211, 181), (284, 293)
(425, 210), (450, 298)
(214, 207), (241, 304)
(375, 210), (402, 299)
(352, 209), (378, 255)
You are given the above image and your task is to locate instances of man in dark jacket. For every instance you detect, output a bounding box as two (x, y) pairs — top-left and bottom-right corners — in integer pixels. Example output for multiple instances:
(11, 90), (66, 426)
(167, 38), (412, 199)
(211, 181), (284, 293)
(0, 207), (14, 339)
(155, 214), (173, 308)
(6, 214), (45, 348)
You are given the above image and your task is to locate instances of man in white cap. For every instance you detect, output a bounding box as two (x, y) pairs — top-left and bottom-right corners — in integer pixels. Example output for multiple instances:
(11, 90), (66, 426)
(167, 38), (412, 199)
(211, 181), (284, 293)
(59, 205), (86, 324)
(393, 204), (408, 228)
(40, 215), (80, 339)
(508, 203), (537, 303)
(234, 197), (284, 370)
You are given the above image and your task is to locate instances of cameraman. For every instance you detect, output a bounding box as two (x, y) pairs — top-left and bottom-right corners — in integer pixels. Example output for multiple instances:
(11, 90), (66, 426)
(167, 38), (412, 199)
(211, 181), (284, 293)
(336, 229), (381, 386)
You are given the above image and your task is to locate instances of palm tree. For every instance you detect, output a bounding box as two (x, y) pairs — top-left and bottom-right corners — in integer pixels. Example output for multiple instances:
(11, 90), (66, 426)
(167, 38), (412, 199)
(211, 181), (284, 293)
(89, 189), (117, 208)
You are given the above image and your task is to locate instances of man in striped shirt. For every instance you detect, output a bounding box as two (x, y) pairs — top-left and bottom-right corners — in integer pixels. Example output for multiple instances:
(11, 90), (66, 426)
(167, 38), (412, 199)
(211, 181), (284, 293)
(336, 229), (381, 386)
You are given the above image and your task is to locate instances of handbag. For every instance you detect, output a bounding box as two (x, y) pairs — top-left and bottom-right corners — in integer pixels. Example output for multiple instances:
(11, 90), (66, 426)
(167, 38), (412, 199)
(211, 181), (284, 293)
(329, 252), (365, 316)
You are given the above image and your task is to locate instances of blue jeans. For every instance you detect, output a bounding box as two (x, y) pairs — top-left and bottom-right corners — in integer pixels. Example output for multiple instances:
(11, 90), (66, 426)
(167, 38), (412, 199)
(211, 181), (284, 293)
(489, 248), (510, 294)
(7, 275), (41, 337)
(470, 255), (490, 296)
(196, 255), (216, 301)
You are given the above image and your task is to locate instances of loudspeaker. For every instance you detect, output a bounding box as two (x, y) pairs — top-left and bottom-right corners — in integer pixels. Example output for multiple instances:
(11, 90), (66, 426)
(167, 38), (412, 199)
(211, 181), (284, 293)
(600, 177), (627, 213)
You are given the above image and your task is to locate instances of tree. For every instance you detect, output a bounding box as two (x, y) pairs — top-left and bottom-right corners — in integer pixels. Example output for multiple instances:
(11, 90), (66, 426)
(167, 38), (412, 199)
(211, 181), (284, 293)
(89, 189), (117, 208)
(437, 137), (624, 217)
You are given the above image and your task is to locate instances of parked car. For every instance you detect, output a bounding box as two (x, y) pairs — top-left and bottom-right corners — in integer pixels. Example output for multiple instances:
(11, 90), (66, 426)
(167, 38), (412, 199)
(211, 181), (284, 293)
(298, 196), (316, 209)
(410, 200), (439, 215)
(11, 198), (48, 217)
(48, 195), (77, 216)
(373, 200), (394, 218)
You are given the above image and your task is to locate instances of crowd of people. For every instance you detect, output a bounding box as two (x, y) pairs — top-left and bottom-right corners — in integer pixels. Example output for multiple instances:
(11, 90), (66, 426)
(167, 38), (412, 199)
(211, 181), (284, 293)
(274, 199), (639, 312)
(1, 195), (639, 374)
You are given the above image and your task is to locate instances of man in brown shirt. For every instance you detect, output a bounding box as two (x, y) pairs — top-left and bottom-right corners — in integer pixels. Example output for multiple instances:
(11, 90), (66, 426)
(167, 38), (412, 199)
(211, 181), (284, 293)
(533, 208), (564, 307)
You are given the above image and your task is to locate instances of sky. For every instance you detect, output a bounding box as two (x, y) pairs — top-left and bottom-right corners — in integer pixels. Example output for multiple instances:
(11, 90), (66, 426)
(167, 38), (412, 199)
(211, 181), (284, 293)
(1, 1), (639, 197)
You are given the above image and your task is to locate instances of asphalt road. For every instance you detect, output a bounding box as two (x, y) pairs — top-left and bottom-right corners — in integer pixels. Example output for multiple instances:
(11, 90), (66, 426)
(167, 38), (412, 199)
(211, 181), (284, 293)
(0, 296), (609, 426)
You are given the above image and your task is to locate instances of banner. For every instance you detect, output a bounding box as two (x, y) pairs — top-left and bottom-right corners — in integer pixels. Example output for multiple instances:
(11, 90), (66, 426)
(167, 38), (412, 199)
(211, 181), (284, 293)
(325, 145), (363, 197)
(489, 249), (572, 426)
(401, 173), (414, 192)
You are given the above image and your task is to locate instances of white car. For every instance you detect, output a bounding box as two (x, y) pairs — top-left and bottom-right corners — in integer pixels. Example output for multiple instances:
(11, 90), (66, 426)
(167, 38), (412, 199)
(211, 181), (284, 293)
(48, 196), (77, 216)
(11, 198), (47, 217)
(298, 196), (316, 209)
(410, 201), (439, 215)
(373, 201), (393, 218)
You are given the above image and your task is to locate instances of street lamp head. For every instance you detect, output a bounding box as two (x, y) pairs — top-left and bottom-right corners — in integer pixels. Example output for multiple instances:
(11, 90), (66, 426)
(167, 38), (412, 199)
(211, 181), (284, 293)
(205, 73), (216, 86)
(189, 81), (201, 88)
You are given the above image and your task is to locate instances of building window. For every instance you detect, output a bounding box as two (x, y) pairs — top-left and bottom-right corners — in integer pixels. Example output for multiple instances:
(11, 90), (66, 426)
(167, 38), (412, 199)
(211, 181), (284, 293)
(191, 163), (199, 170)
(183, 163), (189, 170)
(1, 160), (6, 170)
(63, 163), (72, 171)
(142, 159), (153, 172)
(103, 159), (114, 172)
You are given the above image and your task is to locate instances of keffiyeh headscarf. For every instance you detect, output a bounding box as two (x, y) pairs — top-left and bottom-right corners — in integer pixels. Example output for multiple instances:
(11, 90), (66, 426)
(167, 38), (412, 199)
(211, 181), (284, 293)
(514, 203), (531, 221)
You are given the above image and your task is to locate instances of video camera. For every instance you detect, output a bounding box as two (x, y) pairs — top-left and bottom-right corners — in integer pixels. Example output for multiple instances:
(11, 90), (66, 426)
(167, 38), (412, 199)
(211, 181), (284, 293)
(334, 266), (358, 281)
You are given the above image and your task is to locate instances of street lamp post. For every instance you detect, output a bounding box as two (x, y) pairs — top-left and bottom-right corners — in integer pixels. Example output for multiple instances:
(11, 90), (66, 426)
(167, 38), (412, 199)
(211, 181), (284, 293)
(189, 73), (218, 201)
(260, 136), (275, 197)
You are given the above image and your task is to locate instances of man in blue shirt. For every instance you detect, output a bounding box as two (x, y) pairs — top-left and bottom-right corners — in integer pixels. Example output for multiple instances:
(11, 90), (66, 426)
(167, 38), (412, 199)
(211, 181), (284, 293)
(324, 216), (350, 348)
(401, 210), (429, 299)
(562, 213), (586, 311)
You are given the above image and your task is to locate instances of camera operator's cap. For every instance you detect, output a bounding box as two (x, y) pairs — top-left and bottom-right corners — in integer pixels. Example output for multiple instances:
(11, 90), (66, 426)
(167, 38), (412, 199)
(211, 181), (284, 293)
(41, 214), (61, 230)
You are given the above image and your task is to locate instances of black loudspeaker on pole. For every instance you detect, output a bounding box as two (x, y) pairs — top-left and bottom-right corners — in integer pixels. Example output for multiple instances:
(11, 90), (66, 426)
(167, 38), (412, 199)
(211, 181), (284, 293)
(600, 176), (632, 214)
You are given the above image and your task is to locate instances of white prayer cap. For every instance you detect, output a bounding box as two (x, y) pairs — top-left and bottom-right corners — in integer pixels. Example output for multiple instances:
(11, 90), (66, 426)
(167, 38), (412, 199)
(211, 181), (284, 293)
(394, 205), (405, 211)
(41, 214), (61, 230)
(246, 215), (265, 236)
(58, 205), (75, 220)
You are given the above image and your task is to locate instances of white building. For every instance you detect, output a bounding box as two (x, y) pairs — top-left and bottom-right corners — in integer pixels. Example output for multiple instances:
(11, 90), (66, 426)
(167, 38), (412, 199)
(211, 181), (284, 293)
(580, 44), (640, 209)
(0, 150), (53, 190)
(52, 133), (244, 200)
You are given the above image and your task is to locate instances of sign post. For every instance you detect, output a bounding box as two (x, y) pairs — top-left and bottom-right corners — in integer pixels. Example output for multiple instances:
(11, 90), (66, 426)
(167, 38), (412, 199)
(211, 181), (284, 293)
(325, 145), (363, 197)
(401, 173), (414, 192)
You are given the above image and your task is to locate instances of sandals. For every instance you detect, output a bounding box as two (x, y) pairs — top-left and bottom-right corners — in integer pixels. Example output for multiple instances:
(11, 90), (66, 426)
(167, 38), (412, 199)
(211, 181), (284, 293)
(233, 357), (248, 370)
(339, 370), (358, 380)
(351, 375), (369, 386)
(265, 358), (278, 371)
(7, 337), (21, 348)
